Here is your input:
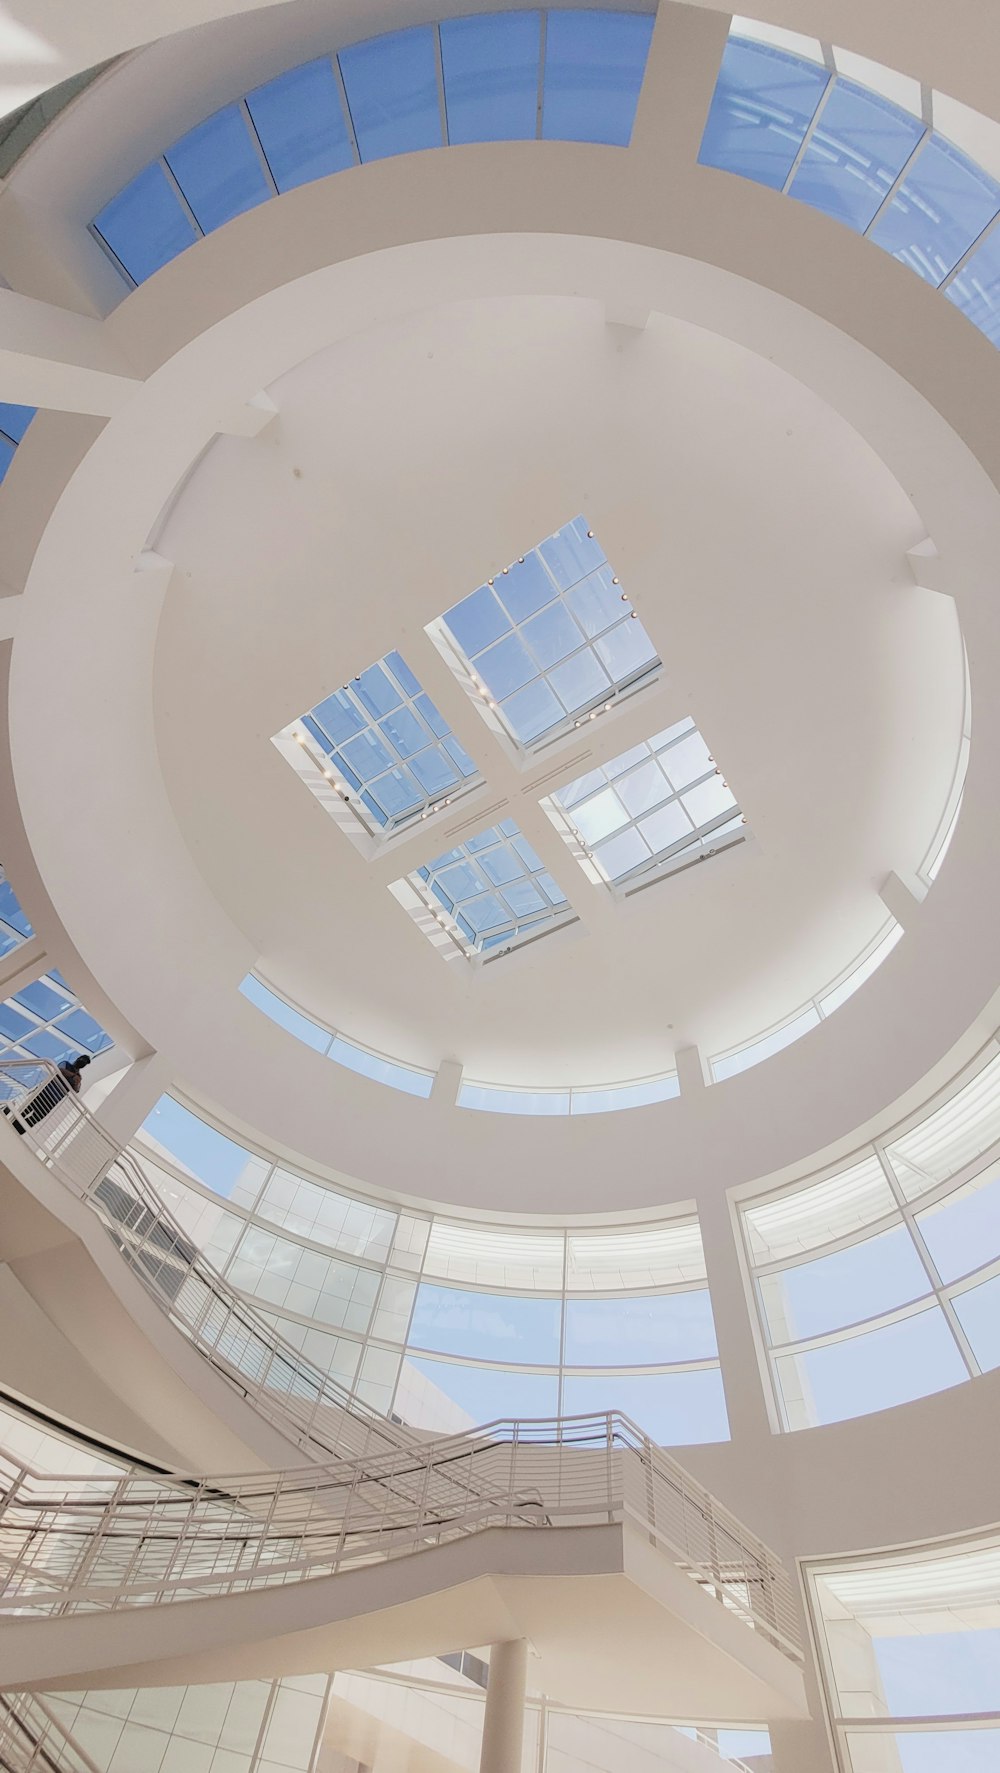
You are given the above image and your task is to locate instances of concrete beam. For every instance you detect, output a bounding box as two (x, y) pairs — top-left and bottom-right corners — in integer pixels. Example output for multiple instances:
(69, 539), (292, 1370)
(879, 868), (927, 929)
(0, 286), (140, 414)
(906, 538), (949, 594)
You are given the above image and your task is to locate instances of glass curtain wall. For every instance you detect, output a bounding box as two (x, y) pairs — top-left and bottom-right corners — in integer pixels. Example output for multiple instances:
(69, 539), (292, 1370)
(136, 1096), (728, 1441)
(739, 1042), (1000, 1428)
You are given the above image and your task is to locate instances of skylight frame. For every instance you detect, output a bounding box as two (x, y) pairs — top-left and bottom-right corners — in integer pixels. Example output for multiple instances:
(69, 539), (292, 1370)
(390, 816), (575, 964)
(540, 717), (746, 898)
(273, 649), (482, 853)
(425, 516), (661, 761)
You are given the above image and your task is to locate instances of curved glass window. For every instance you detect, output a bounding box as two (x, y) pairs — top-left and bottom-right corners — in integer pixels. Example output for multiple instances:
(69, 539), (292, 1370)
(0, 864), (33, 956)
(91, 12), (655, 289)
(740, 1043), (1000, 1428)
(806, 1531), (1000, 1773)
(134, 1096), (724, 1441)
(700, 32), (1000, 351)
(0, 401), (36, 485)
(239, 974), (434, 1098)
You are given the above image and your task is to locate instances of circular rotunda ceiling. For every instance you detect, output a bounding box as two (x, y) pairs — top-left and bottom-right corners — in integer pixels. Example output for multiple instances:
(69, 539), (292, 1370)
(150, 290), (964, 1086)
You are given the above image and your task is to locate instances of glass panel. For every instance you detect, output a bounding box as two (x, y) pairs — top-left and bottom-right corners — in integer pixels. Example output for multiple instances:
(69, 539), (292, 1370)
(844, 1729), (1000, 1773)
(458, 1082), (571, 1115)
(886, 1053), (1000, 1197)
(0, 402), (36, 444)
(563, 1291), (717, 1364)
(0, 435), (14, 484)
(947, 220), (1000, 346)
(407, 1355), (558, 1425)
(441, 11), (540, 144)
(713, 1006), (822, 1081)
(327, 1036), (433, 1097)
(139, 1096), (269, 1203)
(870, 133), (1000, 286)
(93, 162), (199, 283)
(569, 1075), (679, 1112)
(743, 1157), (896, 1265)
(952, 1272), (1000, 1370)
(339, 26), (443, 163)
(403, 819), (570, 958)
(774, 1306), (967, 1426)
(542, 9), (655, 147)
(240, 975), (330, 1052)
(247, 59), (355, 190)
(422, 1222), (565, 1289)
(698, 38), (829, 190)
(763, 1226), (931, 1342)
(790, 79), (924, 232)
(561, 1368), (730, 1444)
(874, 1627), (1000, 1716)
(567, 1222), (706, 1290)
(408, 1284), (561, 1363)
(165, 105), (271, 233)
(916, 1165), (1000, 1282)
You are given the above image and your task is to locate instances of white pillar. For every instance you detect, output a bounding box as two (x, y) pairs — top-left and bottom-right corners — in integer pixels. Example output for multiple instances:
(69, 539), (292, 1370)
(90, 1051), (175, 1146)
(479, 1639), (528, 1773)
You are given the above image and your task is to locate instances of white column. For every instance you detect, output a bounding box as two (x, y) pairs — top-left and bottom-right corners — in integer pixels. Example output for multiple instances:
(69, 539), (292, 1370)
(479, 1639), (528, 1773)
(0, 935), (47, 997)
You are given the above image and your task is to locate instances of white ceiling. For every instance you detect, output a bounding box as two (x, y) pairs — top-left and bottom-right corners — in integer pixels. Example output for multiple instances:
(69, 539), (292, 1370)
(153, 292), (964, 1084)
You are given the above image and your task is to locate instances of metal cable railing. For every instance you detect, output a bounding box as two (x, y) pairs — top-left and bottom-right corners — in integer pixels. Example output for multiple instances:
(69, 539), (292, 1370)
(0, 1694), (102, 1773)
(0, 1062), (802, 1662)
(0, 1061), (411, 1465)
(0, 1408), (801, 1661)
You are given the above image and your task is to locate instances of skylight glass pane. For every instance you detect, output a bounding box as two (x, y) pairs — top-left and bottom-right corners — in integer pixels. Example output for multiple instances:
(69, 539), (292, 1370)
(0, 866), (33, 956)
(541, 10), (655, 147)
(546, 719), (741, 893)
(762, 1226), (932, 1343)
(869, 133), (1000, 285)
(165, 105), (271, 233)
(441, 12), (541, 144)
(437, 516), (658, 751)
(327, 1035), (433, 1097)
(410, 1285), (561, 1363)
(247, 59), (355, 190)
(401, 818), (571, 958)
(789, 78), (925, 232)
(561, 1368), (730, 1444)
(0, 972), (112, 1100)
(283, 650), (478, 836)
(563, 1291), (718, 1365)
(699, 38), (830, 190)
(946, 219), (1000, 346)
(93, 161), (199, 283)
(773, 1306), (967, 1426)
(0, 402), (36, 444)
(339, 26), (443, 163)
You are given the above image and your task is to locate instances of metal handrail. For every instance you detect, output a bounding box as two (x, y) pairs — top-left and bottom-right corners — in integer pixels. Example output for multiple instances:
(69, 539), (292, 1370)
(0, 1062), (802, 1662)
(0, 1060), (410, 1464)
(0, 1693), (103, 1773)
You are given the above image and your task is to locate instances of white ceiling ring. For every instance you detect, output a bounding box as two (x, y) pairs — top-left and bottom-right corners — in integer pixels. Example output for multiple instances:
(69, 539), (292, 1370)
(8, 171), (1000, 1212)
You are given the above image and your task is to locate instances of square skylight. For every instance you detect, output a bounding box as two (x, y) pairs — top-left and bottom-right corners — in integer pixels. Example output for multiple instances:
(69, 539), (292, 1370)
(427, 516), (660, 754)
(541, 718), (745, 894)
(390, 818), (574, 961)
(274, 651), (480, 840)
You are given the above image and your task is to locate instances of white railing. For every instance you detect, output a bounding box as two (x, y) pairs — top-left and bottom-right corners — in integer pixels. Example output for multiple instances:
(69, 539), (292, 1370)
(0, 1407), (801, 1661)
(0, 1061), (410, 1464)
(0, 1062), (802, 1663)
(0, 1693), (102, 1773)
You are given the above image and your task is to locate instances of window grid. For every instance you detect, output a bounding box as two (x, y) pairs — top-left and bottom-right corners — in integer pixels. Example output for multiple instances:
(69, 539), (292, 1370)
(543, 717), (744, 895)
(282, 649), (480, 837)
(0, 864), (34, 957)
(431, 515), (660, 754)
(0, 969), (113, 1099)
(402, 817), (573, 958)
(739, 1039), (1000, 1430)
(134, 1101), (723, 1437)
(90, 13), (655, 289)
